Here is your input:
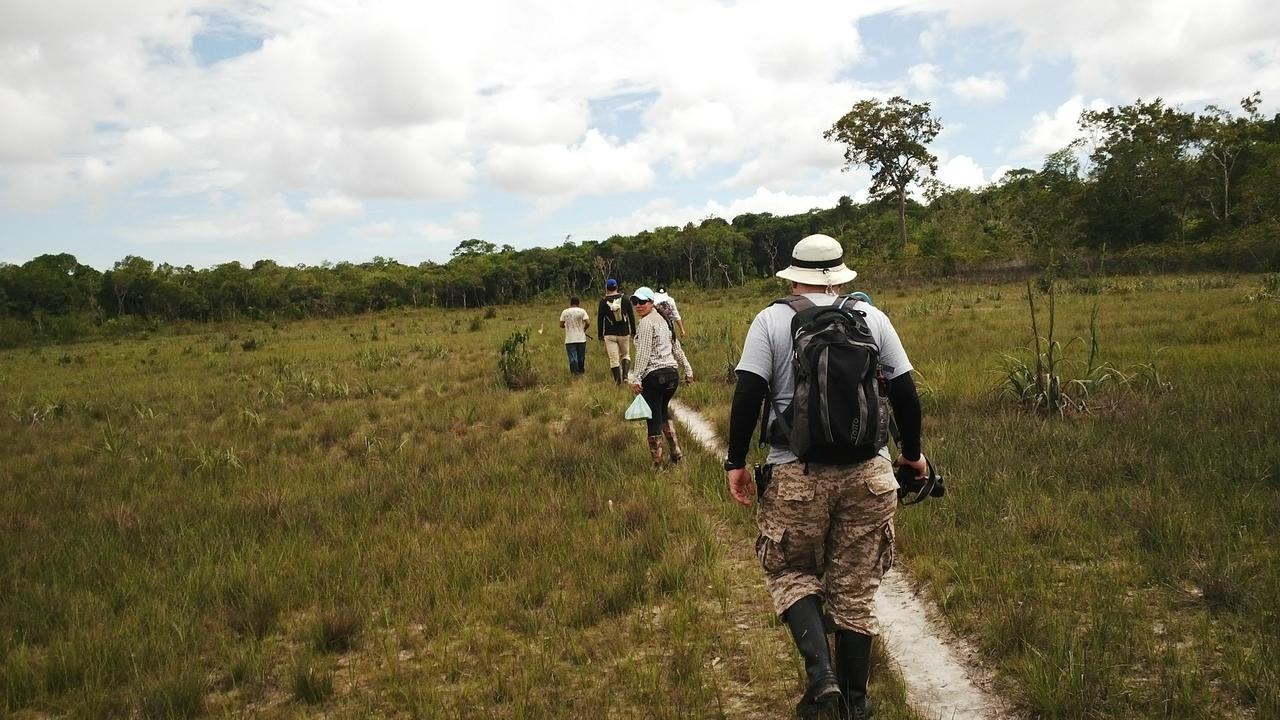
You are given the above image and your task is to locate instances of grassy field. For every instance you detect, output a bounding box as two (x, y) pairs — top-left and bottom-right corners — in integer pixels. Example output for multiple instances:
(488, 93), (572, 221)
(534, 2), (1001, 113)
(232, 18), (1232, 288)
(2, 273), (1277, 719)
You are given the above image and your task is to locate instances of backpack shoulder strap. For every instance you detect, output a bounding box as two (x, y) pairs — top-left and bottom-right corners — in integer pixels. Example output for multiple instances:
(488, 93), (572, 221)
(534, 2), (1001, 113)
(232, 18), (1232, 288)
(758, 294), (812, 448)
(771, 294), (816, 313)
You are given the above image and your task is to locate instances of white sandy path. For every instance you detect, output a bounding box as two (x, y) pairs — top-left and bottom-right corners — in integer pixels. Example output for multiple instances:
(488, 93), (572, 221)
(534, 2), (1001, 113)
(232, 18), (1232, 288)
(668, 399), (1010, 720)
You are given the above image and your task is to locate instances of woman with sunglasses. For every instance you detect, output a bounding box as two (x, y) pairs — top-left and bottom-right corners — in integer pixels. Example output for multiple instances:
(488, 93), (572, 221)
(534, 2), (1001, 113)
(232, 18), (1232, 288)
(627, 286), (695, 466)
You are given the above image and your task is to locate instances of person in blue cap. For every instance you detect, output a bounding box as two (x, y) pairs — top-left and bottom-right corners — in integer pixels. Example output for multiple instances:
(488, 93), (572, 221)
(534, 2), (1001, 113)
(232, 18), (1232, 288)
(597, 278), (637, 385)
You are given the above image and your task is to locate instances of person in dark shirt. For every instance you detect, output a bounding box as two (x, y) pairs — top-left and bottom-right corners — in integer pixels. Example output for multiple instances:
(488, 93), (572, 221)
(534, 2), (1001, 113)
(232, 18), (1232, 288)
(597, 278), (637, 385)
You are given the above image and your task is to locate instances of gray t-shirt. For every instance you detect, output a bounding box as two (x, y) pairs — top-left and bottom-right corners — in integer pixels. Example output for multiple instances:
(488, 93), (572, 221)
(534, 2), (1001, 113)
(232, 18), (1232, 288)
(735, 293), (912, 465)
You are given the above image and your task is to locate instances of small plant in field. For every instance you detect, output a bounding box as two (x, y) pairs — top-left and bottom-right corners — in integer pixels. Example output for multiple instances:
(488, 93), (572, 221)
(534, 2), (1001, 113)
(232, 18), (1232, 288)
(1245, 273), (1279, 303)
(240, 337), (260, 351)
(584, 396), (607, 417)
(312, 607), (362, 653)
(239, 407), (264, 428)
(423, 343), (450, 359)
(354, 347), (402, 369)
(997, 281), (1167, 415)
(224, 585), (282, 640)
(138, 671), (205, 719)
(484, 305), (498, 319)
(469, 316), (484, 331)
(719, 350), (738, 384)
(291, 661), (334, 704)
(9, 395), (67, 425)
(186, 443), (243, 475)
(99, 418), (130, 456)
(498, 328), (537, 389)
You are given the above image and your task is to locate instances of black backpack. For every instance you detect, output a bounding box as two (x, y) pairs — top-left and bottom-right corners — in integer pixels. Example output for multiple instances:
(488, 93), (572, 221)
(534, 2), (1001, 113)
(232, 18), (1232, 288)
(764, 294), (890, 463)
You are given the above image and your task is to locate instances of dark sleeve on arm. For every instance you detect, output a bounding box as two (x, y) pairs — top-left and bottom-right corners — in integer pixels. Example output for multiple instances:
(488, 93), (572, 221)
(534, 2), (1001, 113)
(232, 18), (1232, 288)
(726, 370), (768, 466)
(596, 299), (605, 339)
(888, 372), (922, 461)
(625, 298), (637, 335)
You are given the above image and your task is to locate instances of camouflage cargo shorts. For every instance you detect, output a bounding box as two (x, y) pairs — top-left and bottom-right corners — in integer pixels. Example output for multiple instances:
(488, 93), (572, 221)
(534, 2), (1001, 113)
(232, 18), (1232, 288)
(754, 456), (898, 636)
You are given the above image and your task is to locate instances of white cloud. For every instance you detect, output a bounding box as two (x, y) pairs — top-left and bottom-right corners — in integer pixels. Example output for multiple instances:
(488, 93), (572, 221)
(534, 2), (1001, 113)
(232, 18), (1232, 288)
(415, 211), (483, 242)
(0, 84), (75, 163)
(1013, 95), (1110, 164)
(908, 63), (941, 94)
(935, 154), (988, 188)
(924, 0), (1280, 108)
(483, 129), (654, 203)
(0, 1), (894, 212)
(950, 73), (1007, 101)
(471, 88), (588, 146)
(357, 221), (398, 239)
(306, 194), (363, 222)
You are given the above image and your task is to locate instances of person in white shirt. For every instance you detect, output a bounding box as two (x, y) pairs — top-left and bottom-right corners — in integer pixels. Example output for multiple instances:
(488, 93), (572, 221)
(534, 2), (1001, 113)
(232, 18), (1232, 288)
(559, 297), (590, 376)
(653, 286), (686, 338)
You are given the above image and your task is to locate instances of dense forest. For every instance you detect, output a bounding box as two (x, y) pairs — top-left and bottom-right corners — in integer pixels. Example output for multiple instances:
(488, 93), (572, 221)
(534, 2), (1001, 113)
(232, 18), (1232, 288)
(3, 94), (1278, 346)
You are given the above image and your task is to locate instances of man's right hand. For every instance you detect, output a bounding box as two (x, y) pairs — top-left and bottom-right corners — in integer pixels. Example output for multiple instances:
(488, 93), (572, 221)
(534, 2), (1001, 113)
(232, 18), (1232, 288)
(726, 468), (754, 507)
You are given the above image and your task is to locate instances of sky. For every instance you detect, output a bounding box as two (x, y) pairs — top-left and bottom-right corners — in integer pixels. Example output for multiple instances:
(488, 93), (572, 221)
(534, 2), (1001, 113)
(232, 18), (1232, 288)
(2, 0), (1279, 271)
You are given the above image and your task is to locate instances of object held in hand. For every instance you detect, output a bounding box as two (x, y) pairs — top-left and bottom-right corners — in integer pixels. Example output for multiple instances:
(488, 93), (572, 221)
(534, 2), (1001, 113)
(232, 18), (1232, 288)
(624, 394), (652, 421)
(895, 459), (945, 505)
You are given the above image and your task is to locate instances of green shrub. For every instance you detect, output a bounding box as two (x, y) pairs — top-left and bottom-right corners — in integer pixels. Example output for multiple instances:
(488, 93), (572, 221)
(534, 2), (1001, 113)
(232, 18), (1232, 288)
(497, 328), (537, 389)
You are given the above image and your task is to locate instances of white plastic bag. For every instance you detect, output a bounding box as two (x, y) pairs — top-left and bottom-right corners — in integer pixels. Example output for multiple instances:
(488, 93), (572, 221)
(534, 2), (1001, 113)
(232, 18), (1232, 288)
(624, 394), (652, 421)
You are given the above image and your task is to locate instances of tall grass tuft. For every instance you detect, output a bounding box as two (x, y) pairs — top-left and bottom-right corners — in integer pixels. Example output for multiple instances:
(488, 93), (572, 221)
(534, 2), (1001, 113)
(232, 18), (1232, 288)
(312, 607), (363, 653)
(292, 661), (335, 704)
(138, 671), (206, 719)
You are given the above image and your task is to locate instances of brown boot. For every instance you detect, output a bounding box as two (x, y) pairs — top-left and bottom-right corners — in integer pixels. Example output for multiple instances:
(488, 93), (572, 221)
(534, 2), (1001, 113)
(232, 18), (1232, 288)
(647, 435), (665, 466)
(662, 420), (684, 464)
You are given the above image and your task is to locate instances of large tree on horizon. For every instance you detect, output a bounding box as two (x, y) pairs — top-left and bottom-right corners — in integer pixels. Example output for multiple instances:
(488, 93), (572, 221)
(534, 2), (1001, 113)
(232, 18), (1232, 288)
(825, 96), (941, 250)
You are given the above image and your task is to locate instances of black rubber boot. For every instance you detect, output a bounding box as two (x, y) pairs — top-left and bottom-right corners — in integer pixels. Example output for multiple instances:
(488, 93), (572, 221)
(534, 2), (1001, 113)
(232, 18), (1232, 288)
(835, 629), (873, 719)
(621, 358), (631, 381)
(611, 366), (622, 384)
(786, 595), (841, 718)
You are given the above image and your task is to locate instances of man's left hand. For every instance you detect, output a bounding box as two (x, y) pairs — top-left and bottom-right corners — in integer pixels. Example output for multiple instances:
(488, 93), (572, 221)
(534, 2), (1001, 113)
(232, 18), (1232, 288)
(895, 453), (928, 480)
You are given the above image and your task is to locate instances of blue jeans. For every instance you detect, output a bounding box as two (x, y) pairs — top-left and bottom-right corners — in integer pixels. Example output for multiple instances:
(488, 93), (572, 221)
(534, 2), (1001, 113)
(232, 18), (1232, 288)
(565, 342), (586, 374)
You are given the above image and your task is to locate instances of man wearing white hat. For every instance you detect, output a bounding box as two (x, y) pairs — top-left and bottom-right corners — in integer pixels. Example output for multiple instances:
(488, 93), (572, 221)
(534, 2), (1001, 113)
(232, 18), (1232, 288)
(721, 234), (928, 719)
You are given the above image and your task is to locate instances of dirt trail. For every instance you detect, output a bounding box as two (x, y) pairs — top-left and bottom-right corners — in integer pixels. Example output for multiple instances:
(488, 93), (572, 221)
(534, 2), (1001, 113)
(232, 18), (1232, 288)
(668, 399), (1010, 720)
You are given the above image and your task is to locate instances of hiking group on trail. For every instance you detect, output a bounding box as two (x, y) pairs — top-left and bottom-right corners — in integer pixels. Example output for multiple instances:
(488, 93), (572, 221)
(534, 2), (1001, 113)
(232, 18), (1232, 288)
(563, 279), (695, 465)
(557, 236), (931, 719)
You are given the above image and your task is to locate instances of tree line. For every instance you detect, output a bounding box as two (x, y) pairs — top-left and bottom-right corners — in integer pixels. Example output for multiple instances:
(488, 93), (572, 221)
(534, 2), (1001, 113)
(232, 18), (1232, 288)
(3, 92), (1277, 346)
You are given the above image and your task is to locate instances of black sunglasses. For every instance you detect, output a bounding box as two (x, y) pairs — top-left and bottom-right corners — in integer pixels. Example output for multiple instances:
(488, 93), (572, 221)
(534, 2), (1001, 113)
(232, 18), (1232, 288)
(631, 297), (651, 305)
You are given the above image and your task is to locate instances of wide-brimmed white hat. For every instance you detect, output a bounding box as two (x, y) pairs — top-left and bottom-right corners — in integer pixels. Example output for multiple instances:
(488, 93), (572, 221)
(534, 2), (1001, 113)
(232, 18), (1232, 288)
(775, 234), (857, 286)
